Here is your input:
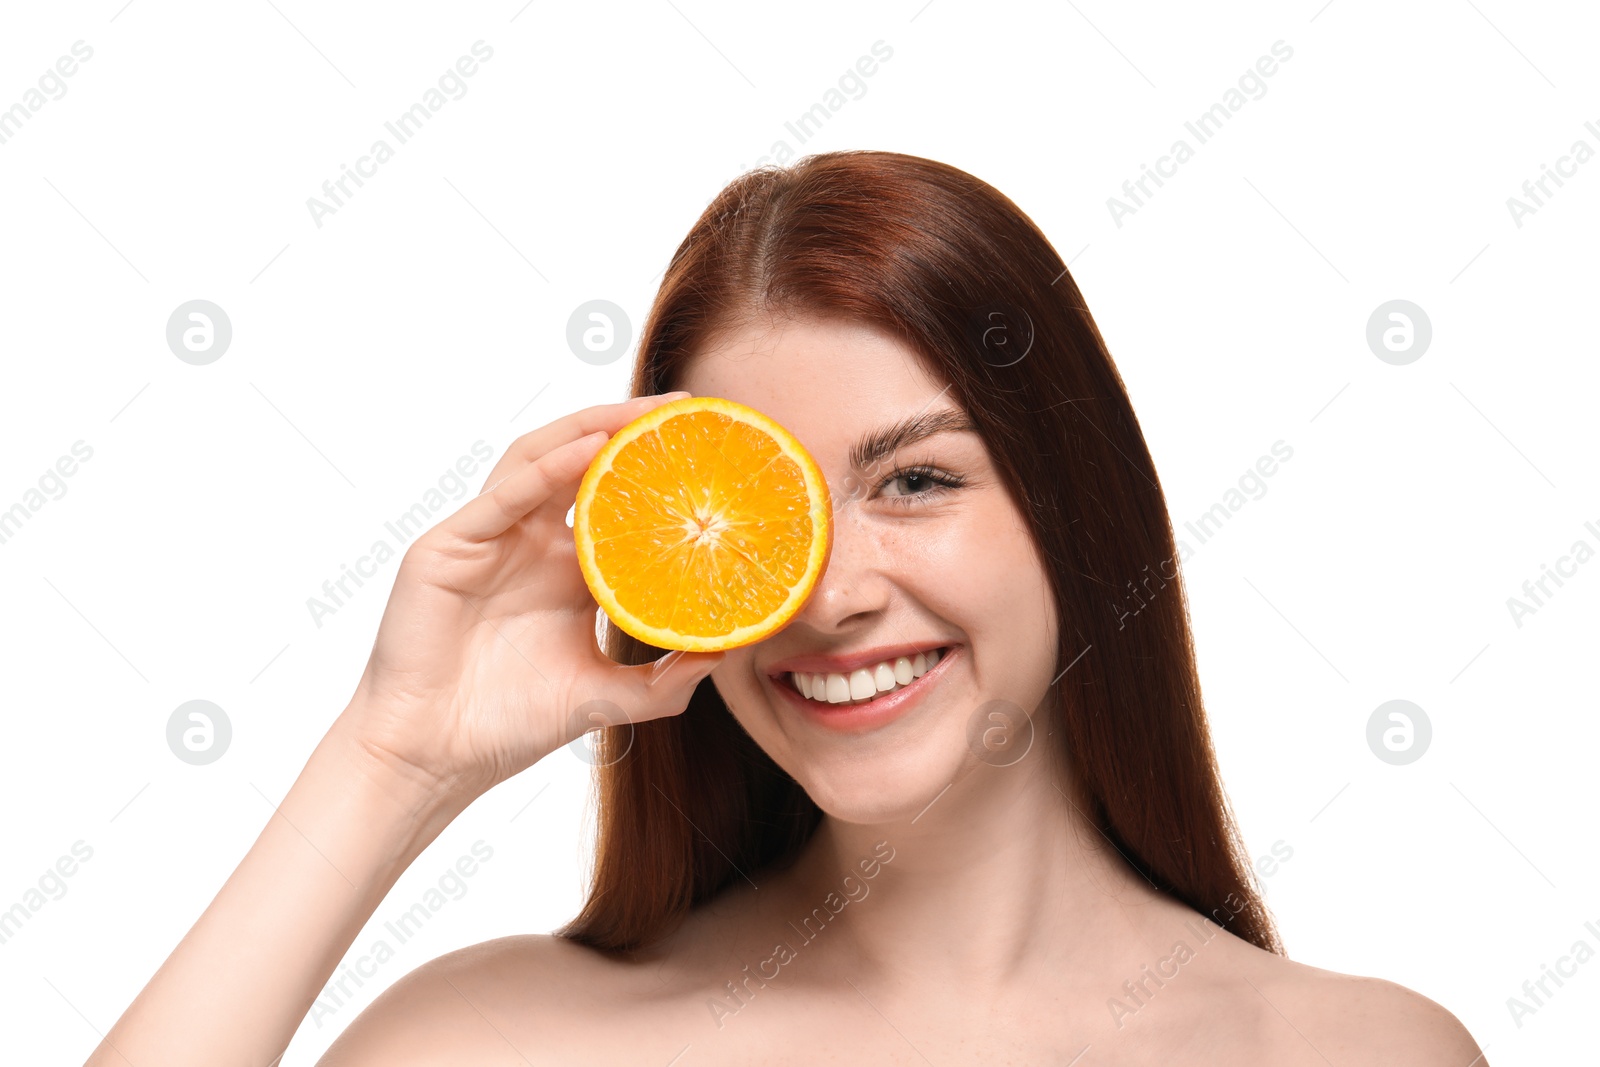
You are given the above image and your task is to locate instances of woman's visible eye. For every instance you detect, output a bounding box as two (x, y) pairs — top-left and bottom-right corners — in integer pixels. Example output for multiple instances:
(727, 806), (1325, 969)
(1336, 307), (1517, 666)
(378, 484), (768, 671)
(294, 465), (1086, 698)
(874, 464), (965, 504)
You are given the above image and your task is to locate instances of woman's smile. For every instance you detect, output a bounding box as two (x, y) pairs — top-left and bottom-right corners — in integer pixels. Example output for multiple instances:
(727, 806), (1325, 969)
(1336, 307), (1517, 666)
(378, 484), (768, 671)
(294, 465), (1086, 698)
(767, 642), (961, 734)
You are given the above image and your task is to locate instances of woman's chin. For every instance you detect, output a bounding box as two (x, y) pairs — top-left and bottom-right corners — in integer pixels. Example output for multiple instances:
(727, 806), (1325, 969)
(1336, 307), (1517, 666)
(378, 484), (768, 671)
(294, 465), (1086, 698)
(797, 752), (973, 827)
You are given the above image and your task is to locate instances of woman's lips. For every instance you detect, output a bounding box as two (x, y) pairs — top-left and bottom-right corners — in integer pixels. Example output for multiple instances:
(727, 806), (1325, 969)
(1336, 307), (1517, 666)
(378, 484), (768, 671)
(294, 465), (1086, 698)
(773, 645), (958, 733)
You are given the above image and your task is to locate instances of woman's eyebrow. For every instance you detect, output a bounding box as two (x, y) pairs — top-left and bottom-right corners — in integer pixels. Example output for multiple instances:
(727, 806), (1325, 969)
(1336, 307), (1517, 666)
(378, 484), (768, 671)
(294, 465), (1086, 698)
(849, 409), (976, 471)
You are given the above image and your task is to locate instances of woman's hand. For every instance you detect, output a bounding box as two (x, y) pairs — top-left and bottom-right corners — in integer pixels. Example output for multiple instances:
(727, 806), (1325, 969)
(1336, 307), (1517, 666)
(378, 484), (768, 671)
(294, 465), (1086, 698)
(335, 392), (722, 803)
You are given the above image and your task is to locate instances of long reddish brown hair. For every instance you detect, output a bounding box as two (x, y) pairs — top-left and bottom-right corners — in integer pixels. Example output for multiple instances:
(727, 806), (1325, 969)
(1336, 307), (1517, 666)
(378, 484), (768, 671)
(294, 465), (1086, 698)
(555, 149), (1283, 956)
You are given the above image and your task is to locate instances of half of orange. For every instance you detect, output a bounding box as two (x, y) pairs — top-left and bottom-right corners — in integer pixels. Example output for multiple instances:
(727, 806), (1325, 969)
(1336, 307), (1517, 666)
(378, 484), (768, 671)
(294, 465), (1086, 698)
(573, 396), (832, 652)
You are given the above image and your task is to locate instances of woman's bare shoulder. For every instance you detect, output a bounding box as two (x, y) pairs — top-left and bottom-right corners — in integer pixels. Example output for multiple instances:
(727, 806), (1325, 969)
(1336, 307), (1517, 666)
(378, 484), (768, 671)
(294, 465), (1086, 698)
(315, 933), (635, 1066)
(1224, 940), (1485, 1066)
(315, 880), (766, 1065)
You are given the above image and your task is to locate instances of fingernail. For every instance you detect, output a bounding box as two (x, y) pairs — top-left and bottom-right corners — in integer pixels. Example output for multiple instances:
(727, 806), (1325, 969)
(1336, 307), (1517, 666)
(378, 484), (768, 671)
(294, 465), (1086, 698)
(660, 390), (692, 400)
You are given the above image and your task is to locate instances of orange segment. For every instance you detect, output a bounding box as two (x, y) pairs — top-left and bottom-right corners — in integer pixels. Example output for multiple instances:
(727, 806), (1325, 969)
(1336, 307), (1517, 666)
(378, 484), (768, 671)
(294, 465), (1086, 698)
(573, 396), (832, 652)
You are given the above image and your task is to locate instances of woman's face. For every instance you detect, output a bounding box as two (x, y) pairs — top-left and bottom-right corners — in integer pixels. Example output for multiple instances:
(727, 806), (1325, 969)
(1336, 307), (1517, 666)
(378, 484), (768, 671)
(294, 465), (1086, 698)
(676, 315), (1061, 823)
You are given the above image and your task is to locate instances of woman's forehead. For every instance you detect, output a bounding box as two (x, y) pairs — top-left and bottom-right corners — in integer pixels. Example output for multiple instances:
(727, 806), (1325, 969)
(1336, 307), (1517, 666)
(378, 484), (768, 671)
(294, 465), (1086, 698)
(680, 316), (944, 406)
(675, 318), (956, 465)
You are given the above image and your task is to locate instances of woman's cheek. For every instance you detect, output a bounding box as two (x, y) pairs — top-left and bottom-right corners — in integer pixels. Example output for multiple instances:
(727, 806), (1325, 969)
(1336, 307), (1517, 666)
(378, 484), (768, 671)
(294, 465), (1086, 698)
(920, 500), (1056, 675)
(918, 502), (1036, 605)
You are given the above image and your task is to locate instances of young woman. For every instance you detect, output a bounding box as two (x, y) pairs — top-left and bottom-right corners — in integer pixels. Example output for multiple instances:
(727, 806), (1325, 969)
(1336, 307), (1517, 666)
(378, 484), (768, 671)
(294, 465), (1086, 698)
(91, 150), (1485, 1065)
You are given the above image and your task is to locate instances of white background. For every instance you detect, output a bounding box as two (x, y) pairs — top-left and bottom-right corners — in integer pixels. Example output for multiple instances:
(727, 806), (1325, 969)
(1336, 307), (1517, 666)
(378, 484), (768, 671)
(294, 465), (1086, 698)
(1, 0), (1595, 1063)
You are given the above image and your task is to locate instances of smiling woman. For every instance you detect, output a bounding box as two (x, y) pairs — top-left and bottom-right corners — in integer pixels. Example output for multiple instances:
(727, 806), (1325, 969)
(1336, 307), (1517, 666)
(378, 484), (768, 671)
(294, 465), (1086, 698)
(547, 151), (1486, 1062)
(566, 152), (1284, 955)
(90, 150), (1485, 1067)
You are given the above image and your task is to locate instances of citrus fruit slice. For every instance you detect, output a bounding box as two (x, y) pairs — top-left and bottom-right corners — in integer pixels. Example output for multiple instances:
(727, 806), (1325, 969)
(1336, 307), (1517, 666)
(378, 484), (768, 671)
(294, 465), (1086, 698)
(573, 396), (832, 653)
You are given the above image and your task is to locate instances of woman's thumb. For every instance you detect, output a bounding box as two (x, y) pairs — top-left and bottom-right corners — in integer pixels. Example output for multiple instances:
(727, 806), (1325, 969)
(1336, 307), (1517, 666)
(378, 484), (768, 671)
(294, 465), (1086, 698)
(594, 649), (722, 723)
(646, 649), (723, 698)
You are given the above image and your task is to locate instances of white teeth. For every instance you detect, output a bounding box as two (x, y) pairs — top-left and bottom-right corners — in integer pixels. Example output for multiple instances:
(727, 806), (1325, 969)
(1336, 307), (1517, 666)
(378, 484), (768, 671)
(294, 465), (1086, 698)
(874, 663), (896, 692)
(787, 648), (948, 705)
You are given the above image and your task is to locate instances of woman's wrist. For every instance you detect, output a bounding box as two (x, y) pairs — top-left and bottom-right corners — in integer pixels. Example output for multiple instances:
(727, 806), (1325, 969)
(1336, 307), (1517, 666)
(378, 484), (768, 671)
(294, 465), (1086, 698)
(318, 706), (484, 845)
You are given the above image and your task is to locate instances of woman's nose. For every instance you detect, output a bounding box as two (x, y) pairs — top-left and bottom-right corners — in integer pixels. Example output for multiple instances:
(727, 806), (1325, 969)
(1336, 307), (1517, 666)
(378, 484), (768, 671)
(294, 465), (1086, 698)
(791, 491), (891, 634)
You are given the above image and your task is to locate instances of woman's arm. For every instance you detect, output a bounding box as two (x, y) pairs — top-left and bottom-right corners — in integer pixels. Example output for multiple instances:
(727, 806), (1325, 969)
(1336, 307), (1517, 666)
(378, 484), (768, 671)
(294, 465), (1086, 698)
(86, 393), (721, 1067)
(86, 718), (472, 1067)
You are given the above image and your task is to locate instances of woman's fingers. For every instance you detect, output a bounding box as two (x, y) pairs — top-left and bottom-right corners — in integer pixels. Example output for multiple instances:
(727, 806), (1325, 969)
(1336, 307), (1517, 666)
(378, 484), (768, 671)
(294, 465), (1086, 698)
(479, 392), (690, 492)
(450, 430), (607, 543)
(580, 650), (726, 730)
(451, 392), (692, 544)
